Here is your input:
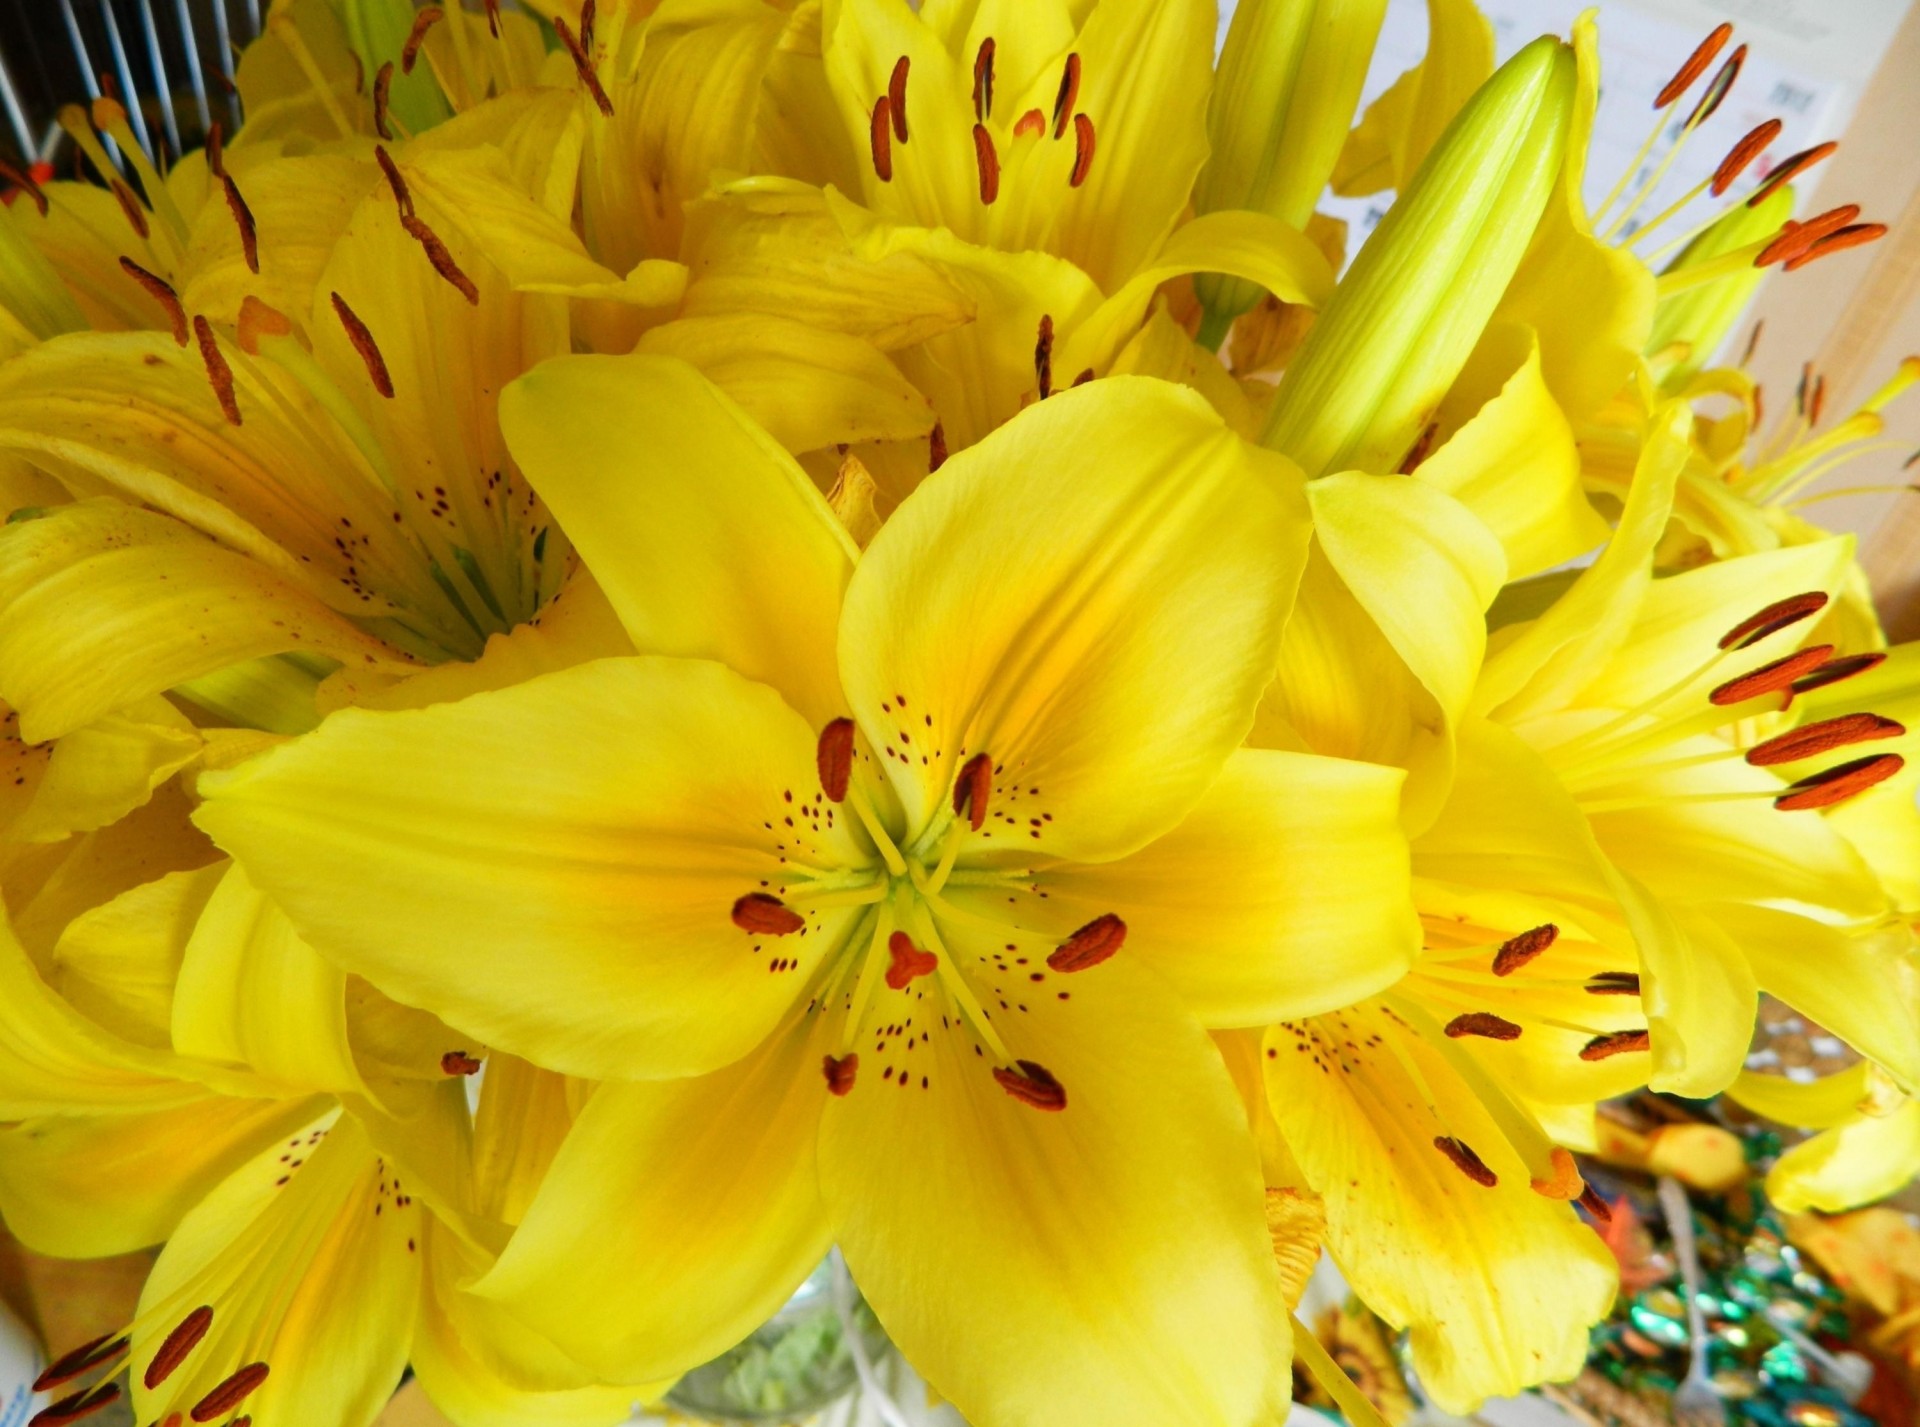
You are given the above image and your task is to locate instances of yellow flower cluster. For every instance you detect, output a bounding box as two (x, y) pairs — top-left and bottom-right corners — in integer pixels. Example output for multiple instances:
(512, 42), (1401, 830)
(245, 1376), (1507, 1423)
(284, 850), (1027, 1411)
(0, 3), (1913, 1426)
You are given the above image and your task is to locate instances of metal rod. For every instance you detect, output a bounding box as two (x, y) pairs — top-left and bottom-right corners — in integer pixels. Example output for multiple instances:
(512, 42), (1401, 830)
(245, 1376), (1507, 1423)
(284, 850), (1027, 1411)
(170, 0), (211, 137)
(0, 47), (37, 161)
(135, 0), (182, 155)
(209, 0), (239, 129)
(99, 0), (156, 157)
(55, 0), (123, 170)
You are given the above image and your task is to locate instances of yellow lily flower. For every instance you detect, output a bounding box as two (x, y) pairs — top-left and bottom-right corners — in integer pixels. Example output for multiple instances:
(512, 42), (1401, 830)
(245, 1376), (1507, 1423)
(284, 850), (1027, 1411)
(1731, 1060), (1920, 1214)
(195, 357), (1423, 1426)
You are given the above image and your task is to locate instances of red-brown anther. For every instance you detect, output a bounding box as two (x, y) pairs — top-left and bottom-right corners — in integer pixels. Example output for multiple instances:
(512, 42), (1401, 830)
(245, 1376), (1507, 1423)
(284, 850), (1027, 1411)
(1034, 313), (1054, 398)
(222, 174), (259, 274)
(1710, 645), (1835, 706)
(374, 144), (412, 216)
(1585, 971), (1643, 997)
(928, 421), (948, 472)
(1049, 914), (1126, 973)
(206, 120), (225, 177)
(1756, 206), (1858, 268)
(1790, 650), (1886, 694)
(953, 752), (992, 830)
(885, 931), (938, 990)
(1775, 752), (1905, 811)
(973, 123), (1000, 205)
(0, 157), (47, 216)
(1579, 1029), (1651, 1061)
(1717, 590), (1830, 649)
(1491, 923), (1557, 977)
(331, 292), (394, 399)
(401, 7), (443, 73)
(119, 256), (187, 345)
(374, 61), (396, 141)
(484, 0), (501, 37)
(1052, 53), (1082, 139)
(193, 316), (241, 427)
(1655, 22), (1732, 108)
(189, 1363), (270, 1422)
(580, 0), (597, 54)
(816, 717), (855, 802)
(440, 1050), (482, 1076)
(732, 892), (805, 936)
(1745, 713), (1905, 767)
(1433, 1135), (1498, 1187)
(34, 1335), (128, 1393)
(1444, 1012), (1522, 1041)
(823, 1053), (858, 1096)
(972, 38), (995, 122)
(1070, 113), (1096, 187)
(1811, 372), (1828, 425)
(1747, 141), (1839, 208)
(1785, 223), (1888, 272)
(401, 213), (481, 305)
(109, 178), (149, 240)
(1711, 117), (1782, 196)
(1013, 108), (1045, 139)
(1578, 1184), (1614, 1224)
(994, 1059), (1067, 1111)
(869, 96), (894, 182)
(144, 1306), (214, 1389)
(31, 1383), (120, 1427)
(887, 56), (910, 142)
(1686, 44), (1745, 126)
(554, 18), (614, 117)
(1072, 367), (1094, 387)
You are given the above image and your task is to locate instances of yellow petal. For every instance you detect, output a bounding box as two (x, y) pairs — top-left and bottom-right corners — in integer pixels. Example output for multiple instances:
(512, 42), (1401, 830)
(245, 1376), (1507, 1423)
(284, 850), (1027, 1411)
(1330, 0), (1494, 196)
(49, 864), (225, 1049)
(1765, 1099), (1920, 1214)
(1263, 1000), (1616, 1413)
(1026, 748), (1418, 1025)
(499, 354), (855, 725)
(821, 940), (1292, 1427)
(839, 378), (1309, 861)
(1107, 306), (1261, 439)
(1728, 1064), (1874, 1132)
(11, 697), (203, 844)
(477, 1009), (835, 1383)
(198, 657), (863, 1081)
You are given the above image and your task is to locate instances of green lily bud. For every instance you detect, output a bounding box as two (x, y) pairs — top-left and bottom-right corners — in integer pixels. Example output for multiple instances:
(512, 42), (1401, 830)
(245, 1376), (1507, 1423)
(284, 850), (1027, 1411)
(1194, 0), (1388, 346)
(1260, 35), (1576, 478)
(1647, 182), (1793, 392)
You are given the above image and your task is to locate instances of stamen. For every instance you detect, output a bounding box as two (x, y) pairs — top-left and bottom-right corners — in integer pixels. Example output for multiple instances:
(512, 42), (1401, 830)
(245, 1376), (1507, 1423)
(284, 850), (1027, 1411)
(952, 752), (992, 831)
(221, 175), (258, 274)
(30, 1384), (120, 1427)
(885, 930), (938, 989)
(1775, 752), (1905, 810)
(189, 1363), (269, 1422)
(34, 1336), (128, 1393)
(236, 295), (291, 355)
(1717, 590), (1829, 649)
(1443, 1012), (1522, 1041)
(887, 56), (909, 142)
(440, 1050), (481, 1075)
(1743, 321), (1764, 364)
(1579, 1184), (1614, 1224)
(0, 157), (47, 216)
(1709, 645), (1834, 705)
(331, 292), (395, 398)
(972, 123), (1000, 204)
(1070, 113), (1096, 187)
(1492, 924), (1557, 976)
(373, 61), (395, 141)
(823, 1053), (858, 1096)
(1073, 368), (1094, 387)
(206, 121), (226, 177)
(869, 97), (894, 183)
(1013, 108), (1045, 139)
(580, 0), (597, 53)
(1747, 141), (1838, 208)
(732, 892), (806, 935)
(1530, 1145), (1582, 1199)
(1685, 45), (1745, 126)
(374, 145), (413, 216)
(1711, 118), (1781, 196)
(1034, 314), (1053, 398)
(1790, 651), (1886, 694)
(1784, 223), (1888, 272)
(485, 0), (501, 37)
(1048, 914), (1126, 972)
(1579, 1029), (1651, 1061)
(993, 1059), (1067, 1111)
(400, 214), (481, 305)
(928, 422), (947, 472)
(1655, 23), (1732, 109)
(193, 317), (241, 427)
(1433, 1135), (1498, 1187)
(1052, 53), (1081, 139)
(553, 18), (614, 116)
(972, 38), (995, 122)
(118, 257), (187, 345)
(109, 179), (149, 240)
(1585, 972), (1642, 996)
(1810, 372), (1828, 425)
(401, 7), (443, 74)
(1746, 713), (1904, 766)
(817, 717), (855, 802)
(1756, 206), (1860, 267)
(145, 1306), (214, 1389)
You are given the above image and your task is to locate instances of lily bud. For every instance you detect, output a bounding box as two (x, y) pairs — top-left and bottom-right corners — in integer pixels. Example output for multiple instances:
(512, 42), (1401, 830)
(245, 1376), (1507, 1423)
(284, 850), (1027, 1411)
(1193, 0), (1388, 344)
(1646, 183), (1792, 392)
(1260, 35), (1576, 478)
